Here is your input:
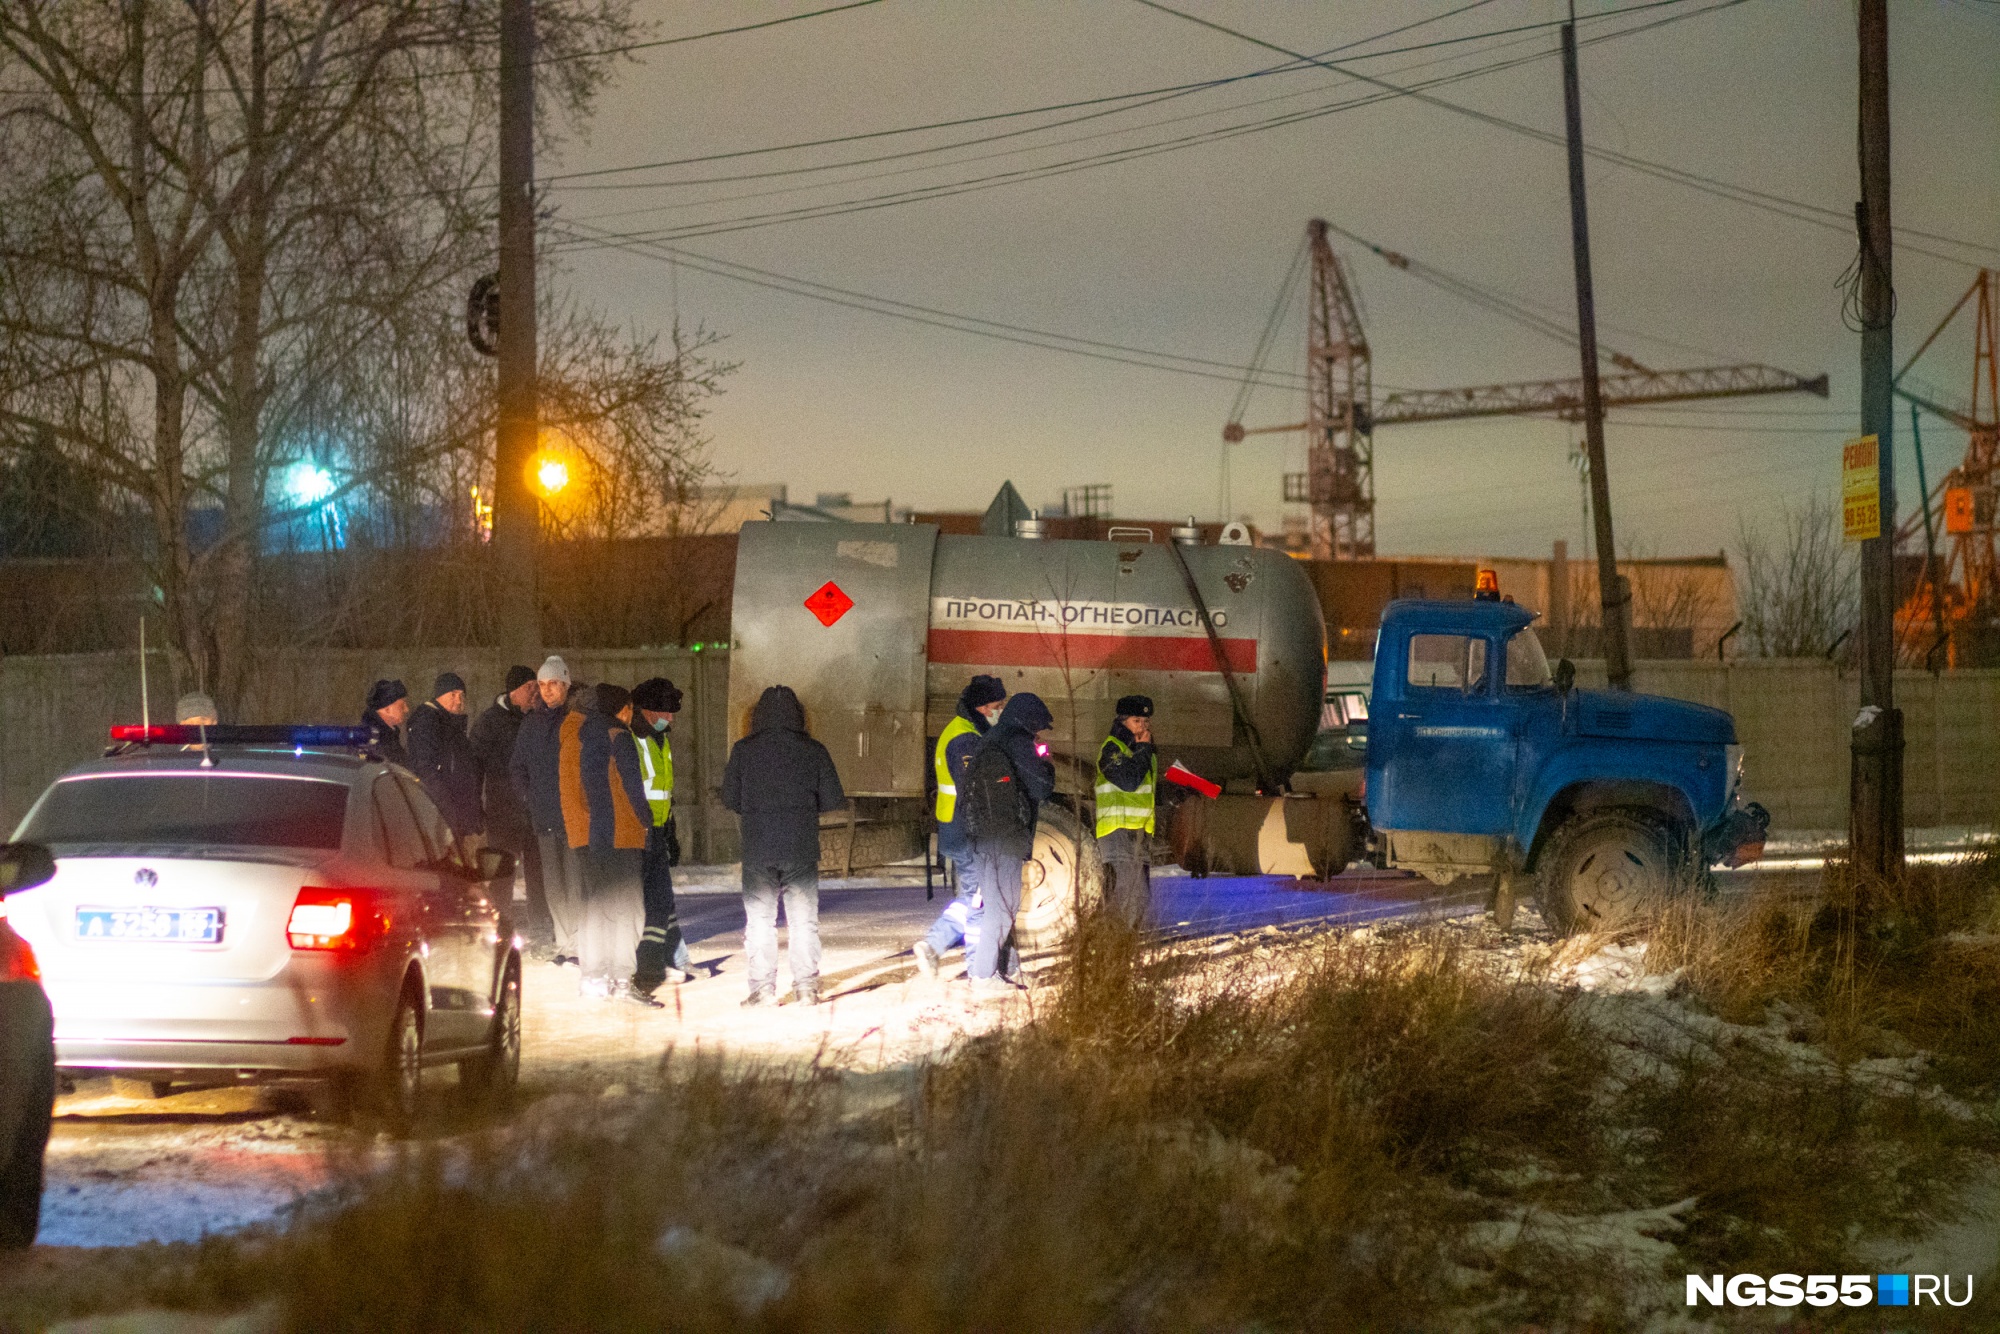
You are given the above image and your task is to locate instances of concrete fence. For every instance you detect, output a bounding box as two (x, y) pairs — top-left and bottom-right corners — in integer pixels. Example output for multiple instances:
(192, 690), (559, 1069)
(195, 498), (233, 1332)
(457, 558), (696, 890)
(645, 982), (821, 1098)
(1570, 658), (2000, 831)
(0, 647), (742, 860)
(4, 649), (1995, 846)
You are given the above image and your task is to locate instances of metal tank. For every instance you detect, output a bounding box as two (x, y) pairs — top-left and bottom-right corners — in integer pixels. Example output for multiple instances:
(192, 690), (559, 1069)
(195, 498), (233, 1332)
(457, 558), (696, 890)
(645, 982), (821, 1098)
(728, 520), (1328, 795)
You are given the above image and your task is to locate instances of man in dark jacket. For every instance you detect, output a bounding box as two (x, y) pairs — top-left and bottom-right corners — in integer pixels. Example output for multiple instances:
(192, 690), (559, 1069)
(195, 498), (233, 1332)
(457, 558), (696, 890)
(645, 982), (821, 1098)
(576, 683), (657, 1006)
(407, 672), (483, 841)
(472, 666), (544, 936)
(720, 685), (847, 1007)
(914, 675), (1006, 979)
(1094, 694), (1159, 928)
(362, 679), (411, 768)
(509, 656), (584, 963)
(964, 692), (1055, 995)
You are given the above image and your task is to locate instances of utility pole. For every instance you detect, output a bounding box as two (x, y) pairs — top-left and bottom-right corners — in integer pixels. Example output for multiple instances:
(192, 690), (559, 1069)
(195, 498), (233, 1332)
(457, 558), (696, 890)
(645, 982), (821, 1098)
(1852, 0), (1903, 875)
(493, 0), (540, 664)
(1560, 14), (1631, 689)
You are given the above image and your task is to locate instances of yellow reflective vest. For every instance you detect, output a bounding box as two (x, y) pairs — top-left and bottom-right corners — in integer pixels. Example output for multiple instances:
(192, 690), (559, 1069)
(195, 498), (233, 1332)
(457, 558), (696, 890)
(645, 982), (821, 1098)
(933, 714), (980, 823)
(1094, 734), (1157, 837)
(635, 729), (673, 825)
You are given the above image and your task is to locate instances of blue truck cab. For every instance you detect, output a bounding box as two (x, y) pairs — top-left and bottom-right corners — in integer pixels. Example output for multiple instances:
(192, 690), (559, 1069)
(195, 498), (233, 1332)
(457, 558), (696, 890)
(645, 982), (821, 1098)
(1363, 597), (1768, 932)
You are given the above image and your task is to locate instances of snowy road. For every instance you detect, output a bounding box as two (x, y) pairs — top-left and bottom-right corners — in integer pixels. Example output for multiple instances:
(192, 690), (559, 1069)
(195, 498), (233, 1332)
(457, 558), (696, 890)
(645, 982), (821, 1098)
(37, 866), (1473, 1248)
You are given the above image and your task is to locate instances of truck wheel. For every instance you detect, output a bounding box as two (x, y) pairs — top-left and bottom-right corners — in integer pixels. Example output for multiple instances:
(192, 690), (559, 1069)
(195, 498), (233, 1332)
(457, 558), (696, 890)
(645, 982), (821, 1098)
(1013, 805), (1104, 952)
(1534, 810), (1681, 935)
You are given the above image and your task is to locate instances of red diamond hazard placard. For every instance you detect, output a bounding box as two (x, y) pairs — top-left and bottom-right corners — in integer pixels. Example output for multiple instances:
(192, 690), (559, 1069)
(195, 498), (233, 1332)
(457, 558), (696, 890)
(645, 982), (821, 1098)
(803, 580), (853, 627)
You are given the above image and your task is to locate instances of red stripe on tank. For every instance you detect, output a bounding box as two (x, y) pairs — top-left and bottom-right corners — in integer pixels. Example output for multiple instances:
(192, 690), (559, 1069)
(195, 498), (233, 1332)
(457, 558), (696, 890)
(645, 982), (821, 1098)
(926, 628), (1256, 674)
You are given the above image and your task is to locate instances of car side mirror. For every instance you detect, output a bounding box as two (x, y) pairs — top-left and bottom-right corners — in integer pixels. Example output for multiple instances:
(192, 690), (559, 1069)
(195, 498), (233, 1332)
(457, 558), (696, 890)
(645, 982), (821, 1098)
(1554, 658), (1576, 695)
(475, 847), (516, 883)
(0, 842), (56, 896)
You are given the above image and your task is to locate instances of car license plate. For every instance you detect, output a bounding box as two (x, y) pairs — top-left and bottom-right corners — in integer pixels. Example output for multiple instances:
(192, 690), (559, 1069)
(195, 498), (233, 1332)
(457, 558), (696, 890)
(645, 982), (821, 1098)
(75, 906), (225, 944)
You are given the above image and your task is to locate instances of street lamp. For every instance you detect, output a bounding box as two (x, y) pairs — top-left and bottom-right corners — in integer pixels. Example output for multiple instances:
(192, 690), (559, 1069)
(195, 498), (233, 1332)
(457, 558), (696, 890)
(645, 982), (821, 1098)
(532, 454), (569, 497)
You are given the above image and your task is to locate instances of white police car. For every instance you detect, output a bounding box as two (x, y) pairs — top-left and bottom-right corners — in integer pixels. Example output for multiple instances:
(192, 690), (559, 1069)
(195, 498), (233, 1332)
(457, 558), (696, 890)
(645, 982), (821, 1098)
(5, 726), (521, 1128)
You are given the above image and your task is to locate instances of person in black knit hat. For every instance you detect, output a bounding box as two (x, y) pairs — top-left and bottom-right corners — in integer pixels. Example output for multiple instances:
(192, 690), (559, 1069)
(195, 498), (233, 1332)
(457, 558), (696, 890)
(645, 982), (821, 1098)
(1094, 694), (1158, 928)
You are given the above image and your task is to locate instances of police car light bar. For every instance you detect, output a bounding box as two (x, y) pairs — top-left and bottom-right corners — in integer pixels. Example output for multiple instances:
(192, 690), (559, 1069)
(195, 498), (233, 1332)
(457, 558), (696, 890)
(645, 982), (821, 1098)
(110, 724), (375, 747)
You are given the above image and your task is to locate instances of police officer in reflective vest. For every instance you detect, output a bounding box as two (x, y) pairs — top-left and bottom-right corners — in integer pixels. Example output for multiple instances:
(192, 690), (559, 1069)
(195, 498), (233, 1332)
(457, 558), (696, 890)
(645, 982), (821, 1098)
(913, 674), (1007, 978)
(631, 677), (694, 994)
(1095, 694), (1159, 927)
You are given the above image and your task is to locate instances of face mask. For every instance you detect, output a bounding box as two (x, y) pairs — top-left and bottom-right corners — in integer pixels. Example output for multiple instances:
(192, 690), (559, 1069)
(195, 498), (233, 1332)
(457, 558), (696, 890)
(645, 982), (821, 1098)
(652, 717), (670, 733)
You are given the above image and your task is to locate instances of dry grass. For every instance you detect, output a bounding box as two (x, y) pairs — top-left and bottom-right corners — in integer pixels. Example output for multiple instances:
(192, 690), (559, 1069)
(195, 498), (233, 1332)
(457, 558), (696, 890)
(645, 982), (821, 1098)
(11, 863), (2000, 1332)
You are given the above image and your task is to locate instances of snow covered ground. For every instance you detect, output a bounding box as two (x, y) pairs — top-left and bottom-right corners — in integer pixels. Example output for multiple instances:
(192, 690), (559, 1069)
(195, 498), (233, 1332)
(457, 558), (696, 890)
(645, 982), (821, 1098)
(36, 866), (1473, 1249)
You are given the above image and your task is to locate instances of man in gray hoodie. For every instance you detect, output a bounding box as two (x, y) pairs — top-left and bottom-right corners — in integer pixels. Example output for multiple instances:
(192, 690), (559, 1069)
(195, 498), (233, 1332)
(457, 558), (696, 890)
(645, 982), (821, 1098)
(720, 686), (846, 1007)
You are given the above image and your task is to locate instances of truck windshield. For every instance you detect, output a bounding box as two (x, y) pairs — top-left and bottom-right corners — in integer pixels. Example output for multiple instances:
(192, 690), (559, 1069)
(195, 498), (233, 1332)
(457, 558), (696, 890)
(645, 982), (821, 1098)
(17, 773), (350, 851)
(1506, 628), (1553, 690)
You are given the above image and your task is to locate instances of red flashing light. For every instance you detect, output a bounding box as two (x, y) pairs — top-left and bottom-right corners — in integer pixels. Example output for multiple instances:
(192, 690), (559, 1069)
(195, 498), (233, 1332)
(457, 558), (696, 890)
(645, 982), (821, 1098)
(1474, 568), (1501, 601)
(0, 923), (40, 983)
(287, 887), (392, 951)
(285, 1036), (347, 1046)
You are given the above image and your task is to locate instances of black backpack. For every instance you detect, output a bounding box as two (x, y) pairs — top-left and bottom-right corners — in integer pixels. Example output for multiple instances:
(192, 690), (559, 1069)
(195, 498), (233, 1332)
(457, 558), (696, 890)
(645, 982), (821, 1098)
(959, 737), (1033, 843)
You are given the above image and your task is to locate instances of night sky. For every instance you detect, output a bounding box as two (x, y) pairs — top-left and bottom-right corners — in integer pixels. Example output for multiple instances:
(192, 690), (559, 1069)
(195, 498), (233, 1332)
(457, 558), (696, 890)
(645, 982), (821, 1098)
(551, 0), (2000, 558)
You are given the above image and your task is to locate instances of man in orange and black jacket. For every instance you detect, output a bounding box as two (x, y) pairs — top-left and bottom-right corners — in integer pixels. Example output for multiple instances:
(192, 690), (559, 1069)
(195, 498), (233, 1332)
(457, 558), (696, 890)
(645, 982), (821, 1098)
(576, 683), (659, 1008)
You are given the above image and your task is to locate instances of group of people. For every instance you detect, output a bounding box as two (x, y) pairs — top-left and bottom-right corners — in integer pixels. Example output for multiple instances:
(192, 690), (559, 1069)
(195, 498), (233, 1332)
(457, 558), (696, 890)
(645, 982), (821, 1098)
(361, 659), (695, 1008)
(355, 660), (1158, 1008)
(911, 677), (1158, 997)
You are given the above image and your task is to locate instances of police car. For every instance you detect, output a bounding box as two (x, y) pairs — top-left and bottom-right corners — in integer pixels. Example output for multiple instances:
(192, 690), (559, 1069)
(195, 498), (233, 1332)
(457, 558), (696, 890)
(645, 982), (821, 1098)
(4, 725), (521, 1128)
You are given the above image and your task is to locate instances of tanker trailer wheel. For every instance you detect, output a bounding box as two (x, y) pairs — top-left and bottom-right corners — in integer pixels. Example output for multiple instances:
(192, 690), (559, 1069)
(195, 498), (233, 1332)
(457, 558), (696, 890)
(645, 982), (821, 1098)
(1012, 805), (1104, 952)
(1533, 809), (1682, 936)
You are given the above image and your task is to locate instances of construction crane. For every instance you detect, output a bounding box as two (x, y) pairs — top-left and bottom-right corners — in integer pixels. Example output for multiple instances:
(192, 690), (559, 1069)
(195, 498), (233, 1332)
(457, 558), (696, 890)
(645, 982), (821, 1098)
(1894, 269), (1998, 668)
(1223, 218), (1831, 561)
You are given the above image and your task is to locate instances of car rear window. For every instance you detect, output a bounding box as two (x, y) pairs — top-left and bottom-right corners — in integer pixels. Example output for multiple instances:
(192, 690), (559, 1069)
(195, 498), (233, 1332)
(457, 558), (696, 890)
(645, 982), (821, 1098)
(17, 773), (350, 851)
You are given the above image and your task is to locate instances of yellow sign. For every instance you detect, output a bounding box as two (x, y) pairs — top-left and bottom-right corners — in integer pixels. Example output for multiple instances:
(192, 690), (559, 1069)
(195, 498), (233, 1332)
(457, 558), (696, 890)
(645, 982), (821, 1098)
(1842, 435), (1881, 542)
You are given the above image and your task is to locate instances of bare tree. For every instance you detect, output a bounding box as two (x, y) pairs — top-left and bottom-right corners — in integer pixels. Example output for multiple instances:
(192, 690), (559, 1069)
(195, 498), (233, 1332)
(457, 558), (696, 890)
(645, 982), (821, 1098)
(0, 0), (635, 709)
(1734, 495), (1858, 659)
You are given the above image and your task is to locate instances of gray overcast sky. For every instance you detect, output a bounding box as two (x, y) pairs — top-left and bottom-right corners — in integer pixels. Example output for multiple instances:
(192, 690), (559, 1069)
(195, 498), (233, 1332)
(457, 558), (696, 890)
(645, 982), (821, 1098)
(549, 0), (2000, 559)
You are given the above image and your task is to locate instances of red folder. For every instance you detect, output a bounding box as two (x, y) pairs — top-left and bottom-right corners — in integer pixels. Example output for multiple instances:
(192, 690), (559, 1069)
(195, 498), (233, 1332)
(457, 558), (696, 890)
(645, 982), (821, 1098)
(1163, 761), (1221, 799)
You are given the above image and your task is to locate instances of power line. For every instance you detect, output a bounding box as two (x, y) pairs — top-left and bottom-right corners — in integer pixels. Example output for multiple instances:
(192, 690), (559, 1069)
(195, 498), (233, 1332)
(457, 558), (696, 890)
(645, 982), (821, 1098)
(0, 0), (891, 97)
(554, 220), (1347, 390)
(544, 22), (1653, 249)
(1130, 0), (2000, 269)
(540, 0), (1511, 187)
(544, 0), (1663, 196)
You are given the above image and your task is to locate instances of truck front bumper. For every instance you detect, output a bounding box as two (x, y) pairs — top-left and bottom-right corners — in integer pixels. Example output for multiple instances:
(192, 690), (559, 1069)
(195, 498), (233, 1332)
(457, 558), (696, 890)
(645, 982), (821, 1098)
(1703, 801), (1771, 869)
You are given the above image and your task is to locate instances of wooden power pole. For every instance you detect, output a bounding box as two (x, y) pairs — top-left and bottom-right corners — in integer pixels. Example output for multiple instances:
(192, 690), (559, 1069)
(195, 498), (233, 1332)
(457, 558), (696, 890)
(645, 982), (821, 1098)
(493, 0), (540, 664)
(1559, 16), (1632, 690)
(1852, 0), (1904, 875)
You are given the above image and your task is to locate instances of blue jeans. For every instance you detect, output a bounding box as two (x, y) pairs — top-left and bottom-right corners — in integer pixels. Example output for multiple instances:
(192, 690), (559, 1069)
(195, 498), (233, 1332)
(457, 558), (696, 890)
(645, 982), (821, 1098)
(923, 856), (986, 955)
(743, 861), (820, 995)
(966, 851), (1024, 981)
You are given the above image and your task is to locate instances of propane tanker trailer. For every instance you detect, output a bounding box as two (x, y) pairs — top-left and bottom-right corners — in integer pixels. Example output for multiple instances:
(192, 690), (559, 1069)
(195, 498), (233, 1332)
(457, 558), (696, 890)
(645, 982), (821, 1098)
(726, 518), (1350, 948)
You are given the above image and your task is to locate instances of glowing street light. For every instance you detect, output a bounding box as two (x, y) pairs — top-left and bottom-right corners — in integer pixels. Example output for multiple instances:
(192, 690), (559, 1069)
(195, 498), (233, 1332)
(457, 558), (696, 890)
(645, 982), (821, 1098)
(533, 454), (570, 497)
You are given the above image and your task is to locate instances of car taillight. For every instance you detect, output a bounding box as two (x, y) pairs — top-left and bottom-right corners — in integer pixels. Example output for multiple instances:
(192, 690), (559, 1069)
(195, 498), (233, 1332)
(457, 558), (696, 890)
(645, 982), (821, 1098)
(0, 923), (40, 983)
(288, 888), (391, 951)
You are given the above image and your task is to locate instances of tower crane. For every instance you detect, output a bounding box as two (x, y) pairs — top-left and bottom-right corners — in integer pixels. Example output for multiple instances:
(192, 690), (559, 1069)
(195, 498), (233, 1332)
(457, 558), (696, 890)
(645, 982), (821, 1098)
(1223, 219), (1830, 561)
(1894, 269), (1998, 668)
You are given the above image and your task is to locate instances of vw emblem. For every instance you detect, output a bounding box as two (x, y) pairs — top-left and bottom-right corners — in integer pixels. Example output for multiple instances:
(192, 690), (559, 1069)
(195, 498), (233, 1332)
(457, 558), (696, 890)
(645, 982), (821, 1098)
(133, 867), (158, 888)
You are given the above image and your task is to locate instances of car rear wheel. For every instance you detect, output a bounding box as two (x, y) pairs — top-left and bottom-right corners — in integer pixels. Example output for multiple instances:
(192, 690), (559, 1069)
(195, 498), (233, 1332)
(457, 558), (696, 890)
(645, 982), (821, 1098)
(1534, 809), (1683, 935)
(0, 986), (55, 1250)
(376, 983), (424, 1133)
(460, 960), (521, 1106)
